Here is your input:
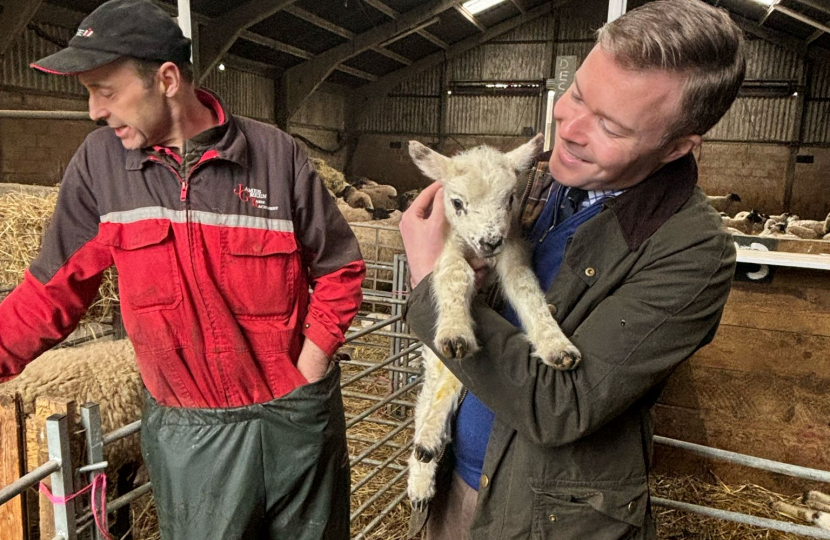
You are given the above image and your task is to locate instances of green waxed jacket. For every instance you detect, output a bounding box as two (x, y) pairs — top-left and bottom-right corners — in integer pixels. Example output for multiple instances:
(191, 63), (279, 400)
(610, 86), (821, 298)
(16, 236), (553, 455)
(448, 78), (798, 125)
(405, 153), (736, 540)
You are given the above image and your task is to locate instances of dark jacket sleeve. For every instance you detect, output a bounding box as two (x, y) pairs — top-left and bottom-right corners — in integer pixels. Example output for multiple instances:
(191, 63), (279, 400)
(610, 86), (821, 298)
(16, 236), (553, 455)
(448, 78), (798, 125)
(291, 143), (366, 356)
(405, 229), (735, 447)
(0, 144), (113, 381)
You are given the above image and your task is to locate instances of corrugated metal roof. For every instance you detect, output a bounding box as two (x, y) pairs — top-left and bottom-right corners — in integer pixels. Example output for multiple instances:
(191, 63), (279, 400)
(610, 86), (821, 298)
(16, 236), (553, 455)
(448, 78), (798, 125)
(707, 96), (800, 142)
(202, 67), (275, 122)
(357, 96), (441, 133)
(1, 24), (85, 97)
(446, 95), (540, 135)
(449, 42), (548, 80)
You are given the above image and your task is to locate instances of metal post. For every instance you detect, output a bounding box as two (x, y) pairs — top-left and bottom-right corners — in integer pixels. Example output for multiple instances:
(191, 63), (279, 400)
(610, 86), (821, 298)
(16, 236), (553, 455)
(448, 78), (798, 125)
(46, 414), (76, 540)
(607, 0), (627, 22)
(80, 404), (106, 540)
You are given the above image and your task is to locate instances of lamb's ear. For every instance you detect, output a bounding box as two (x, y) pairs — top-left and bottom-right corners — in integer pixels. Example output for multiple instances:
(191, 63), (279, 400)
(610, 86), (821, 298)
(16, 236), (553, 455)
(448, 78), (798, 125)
(408, 141), (452, 183)
(505, 133), (545, 171)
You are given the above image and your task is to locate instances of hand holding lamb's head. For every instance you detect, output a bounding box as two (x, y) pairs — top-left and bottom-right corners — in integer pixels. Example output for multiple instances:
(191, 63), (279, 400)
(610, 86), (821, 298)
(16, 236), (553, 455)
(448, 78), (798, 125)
(407, 134), (544, 258)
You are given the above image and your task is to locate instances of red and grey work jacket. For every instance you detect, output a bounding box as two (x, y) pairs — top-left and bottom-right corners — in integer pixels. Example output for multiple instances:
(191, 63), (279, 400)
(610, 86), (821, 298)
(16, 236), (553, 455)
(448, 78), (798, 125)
(0, 91), (366, 408)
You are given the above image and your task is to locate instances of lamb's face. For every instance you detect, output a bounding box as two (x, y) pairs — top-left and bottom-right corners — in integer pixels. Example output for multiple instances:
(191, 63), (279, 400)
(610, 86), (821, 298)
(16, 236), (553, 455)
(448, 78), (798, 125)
(441, 155), (519, 258)
(408, 134), (544, 258)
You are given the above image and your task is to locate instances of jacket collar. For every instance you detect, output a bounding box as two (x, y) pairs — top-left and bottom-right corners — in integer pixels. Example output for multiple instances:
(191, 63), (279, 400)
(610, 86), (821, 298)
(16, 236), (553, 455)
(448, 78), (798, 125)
(125, 89), (248, 171)
(604, 153), (698, 250)
(524, 152), (698, 251)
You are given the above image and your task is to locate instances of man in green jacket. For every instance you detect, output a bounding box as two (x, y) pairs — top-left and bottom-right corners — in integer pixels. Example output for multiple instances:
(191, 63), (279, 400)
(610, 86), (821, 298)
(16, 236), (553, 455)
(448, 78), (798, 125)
(399, 0), (744, 538)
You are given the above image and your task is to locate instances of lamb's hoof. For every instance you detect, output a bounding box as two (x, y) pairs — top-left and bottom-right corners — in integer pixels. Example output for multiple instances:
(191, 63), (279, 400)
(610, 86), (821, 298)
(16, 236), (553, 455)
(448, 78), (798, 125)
(439, 336), (471, 359)
(414, 445), (435, 463)
(538, 345), (582, 371)
(410, 498), (430, 512)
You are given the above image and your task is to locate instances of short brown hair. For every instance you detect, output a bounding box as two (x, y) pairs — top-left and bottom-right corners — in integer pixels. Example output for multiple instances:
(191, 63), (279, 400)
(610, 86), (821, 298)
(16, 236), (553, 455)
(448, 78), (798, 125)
(597, 0), (745, 142)
(130, 58), (194, 88)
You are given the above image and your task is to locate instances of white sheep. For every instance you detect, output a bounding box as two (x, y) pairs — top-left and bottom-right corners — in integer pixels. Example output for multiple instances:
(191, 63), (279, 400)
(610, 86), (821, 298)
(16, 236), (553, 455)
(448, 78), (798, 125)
(773, 491), (830, 530)
(722, 210), (765, 235)
(759, 219), (800, 239)
(786, 213), (830, 240)
(0, 339), (143, 474)
(404, 134), (581, 509)
(706, 193), (741, 214)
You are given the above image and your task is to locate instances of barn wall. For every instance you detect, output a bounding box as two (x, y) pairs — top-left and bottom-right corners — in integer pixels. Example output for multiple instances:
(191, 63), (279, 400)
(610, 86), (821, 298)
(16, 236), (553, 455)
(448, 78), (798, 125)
(350, 8), (830, 216)
(0, 91), (92, 186)
(655, 261), (830, 492)
(289, 87), (350, 172)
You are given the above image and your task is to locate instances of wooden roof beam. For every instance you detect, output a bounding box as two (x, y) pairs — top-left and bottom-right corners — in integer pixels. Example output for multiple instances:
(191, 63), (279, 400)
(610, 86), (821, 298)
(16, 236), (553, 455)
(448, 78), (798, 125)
(198, 0), (299, 82)
(455, 6), (487, 32)
(352, 0), (573, 122)
(510, 0), (526, 14)
(0, 0), (43, 57)
(284, 6), (412, 65)
(282, 0), (466, 120)
(364, 0), (450, 49)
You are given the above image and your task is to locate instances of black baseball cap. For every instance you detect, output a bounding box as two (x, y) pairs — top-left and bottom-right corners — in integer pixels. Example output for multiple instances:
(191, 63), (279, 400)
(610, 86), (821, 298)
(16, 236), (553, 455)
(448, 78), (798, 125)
(31, 0), (191, 75)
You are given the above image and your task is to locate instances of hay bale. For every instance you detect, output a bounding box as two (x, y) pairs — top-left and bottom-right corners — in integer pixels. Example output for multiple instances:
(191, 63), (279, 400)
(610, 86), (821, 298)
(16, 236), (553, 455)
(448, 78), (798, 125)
(0, 184), (117, 324)
(309, 157), (349, 196)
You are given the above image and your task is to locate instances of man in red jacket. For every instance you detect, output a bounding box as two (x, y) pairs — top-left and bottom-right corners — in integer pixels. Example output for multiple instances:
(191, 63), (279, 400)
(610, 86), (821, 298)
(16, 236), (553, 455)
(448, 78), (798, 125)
(0, 1), (365, 538)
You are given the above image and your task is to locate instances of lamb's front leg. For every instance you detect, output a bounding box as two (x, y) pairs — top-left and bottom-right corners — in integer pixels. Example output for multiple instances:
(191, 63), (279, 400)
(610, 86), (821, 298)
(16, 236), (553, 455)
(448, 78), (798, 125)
(432, 241), (478, 359)
(495, 240), (581, 369)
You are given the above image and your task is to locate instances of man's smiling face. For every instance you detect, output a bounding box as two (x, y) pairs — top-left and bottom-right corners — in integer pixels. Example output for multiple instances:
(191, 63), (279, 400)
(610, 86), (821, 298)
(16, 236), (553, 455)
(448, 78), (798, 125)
(549, 44), (690, 191)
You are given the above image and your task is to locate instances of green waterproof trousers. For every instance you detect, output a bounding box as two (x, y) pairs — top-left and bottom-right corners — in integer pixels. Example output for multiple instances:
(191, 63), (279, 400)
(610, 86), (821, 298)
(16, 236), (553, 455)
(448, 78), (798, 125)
(140, 365), (350, 540)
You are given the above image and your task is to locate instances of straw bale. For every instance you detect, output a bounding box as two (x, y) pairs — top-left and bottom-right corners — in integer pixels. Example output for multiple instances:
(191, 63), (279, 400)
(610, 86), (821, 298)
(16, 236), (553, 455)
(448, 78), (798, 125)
(0, 184), (118, 324)
(309, 157), (349, 196)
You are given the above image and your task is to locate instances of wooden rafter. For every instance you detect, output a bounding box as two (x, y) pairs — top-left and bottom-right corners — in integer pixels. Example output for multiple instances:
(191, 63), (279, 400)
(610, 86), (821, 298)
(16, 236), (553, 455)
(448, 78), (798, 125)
(285, 6), (412, 65)
(352, 1), (573, 121)
(455, 6), (487, 32)
(363, 0), (450, 49)
(0, 0), (44, 57)
(197, 0), (299, 82)
(281, 0), (467, 121)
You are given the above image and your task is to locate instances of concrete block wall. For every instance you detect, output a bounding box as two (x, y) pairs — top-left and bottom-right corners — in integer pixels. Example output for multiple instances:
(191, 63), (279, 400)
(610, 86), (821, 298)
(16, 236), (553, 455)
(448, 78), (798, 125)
(695, 142), (830, 219)
(0, 90), (94, 186)
(350, 134), (532, 192)
(694, 142), (791, 215)
(790, 146), (830, 220)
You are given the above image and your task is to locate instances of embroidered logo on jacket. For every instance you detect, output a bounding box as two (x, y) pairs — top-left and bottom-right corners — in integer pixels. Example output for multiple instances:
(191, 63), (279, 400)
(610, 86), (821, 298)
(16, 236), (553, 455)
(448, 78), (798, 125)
(234, 184), (279, 211)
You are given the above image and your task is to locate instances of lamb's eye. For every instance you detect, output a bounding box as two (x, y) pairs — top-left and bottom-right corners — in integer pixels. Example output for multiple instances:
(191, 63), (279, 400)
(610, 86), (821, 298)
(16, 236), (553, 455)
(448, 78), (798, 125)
(508, 194), (515, 206)
(452, 199), (464, 211)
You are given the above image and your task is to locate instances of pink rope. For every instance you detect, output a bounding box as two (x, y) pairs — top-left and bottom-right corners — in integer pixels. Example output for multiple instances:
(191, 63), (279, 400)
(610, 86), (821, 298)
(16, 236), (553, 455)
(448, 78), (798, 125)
(39, 474), (114, 540)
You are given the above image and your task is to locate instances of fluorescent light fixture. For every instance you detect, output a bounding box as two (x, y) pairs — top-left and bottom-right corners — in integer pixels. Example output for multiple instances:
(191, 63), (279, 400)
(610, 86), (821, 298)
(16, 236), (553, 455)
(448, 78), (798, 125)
(462, 0), (508, 15)
(751, 0), (777, 5)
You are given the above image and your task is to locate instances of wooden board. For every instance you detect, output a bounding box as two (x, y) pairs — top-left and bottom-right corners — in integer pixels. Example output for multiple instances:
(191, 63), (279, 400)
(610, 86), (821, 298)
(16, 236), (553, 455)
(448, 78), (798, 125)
(656, 265), (830, 491)
(0, 394), (25, 540)
(26, 397), (75, 540)
(653, 403), (830, 494)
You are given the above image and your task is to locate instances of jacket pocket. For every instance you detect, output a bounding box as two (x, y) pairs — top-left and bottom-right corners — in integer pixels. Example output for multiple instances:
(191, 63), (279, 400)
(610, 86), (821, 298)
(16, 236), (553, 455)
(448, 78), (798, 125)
(530, 477), (648, 540)
(221, 229), (300, 319)
(99, 221), (182, 312)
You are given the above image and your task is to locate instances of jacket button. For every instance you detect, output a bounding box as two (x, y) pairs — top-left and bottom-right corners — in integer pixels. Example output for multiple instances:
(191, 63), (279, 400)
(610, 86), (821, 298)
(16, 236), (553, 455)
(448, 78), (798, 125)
(304, 323), (310, 328)
(548, 514), (557, 522)
(585, 267), (596, 277)
(628, 500), (637, 513)
(547, 303), (557, 316)
(480, 474), (489, 489)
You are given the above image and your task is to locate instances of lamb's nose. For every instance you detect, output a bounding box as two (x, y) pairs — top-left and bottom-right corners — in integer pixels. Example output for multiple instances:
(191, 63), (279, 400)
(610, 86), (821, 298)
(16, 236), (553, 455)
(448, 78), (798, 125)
(482, 238), (503, 252)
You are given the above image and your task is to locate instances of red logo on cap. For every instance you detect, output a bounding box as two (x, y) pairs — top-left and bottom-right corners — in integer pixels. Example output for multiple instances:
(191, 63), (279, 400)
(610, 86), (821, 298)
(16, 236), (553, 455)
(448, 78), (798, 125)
(76, 28), (94, 38)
